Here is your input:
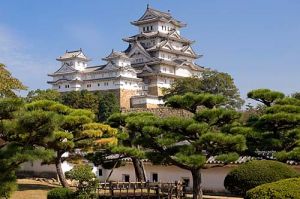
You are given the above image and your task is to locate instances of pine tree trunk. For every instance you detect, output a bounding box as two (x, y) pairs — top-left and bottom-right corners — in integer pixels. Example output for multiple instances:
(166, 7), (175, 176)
(55, 152), (68, 187)
(132, 157), (146, 181)
(191, 168), (202, 199)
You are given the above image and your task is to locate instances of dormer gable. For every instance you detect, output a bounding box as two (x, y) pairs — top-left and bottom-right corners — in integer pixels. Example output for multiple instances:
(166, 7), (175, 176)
(54, 63), (77, 74)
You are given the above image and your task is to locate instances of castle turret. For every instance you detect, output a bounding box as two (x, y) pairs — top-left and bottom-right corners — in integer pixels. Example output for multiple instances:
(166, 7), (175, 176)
(56, 49), (90, 71)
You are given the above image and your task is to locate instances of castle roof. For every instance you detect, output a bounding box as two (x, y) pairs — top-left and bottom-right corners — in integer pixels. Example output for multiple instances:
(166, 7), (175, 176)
(131, 5), (186, 28)
(122, 30), (194, 44)
(56, 49), (89, 61)
(102, 50), (130, 61)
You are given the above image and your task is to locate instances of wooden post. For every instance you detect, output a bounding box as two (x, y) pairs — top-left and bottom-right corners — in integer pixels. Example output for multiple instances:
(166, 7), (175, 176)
(109, 181), (114, 198)
(156, 182), (161, 199)
(147, 181), (150, 199)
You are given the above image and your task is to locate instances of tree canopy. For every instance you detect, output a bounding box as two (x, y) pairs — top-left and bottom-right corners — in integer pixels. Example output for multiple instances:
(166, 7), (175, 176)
(163, 70), (244, 109)
(120, 93), (246, 199)
(0, 63), (26, 98)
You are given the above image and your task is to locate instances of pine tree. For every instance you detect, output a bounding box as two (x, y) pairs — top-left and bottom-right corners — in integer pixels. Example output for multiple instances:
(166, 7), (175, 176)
(123, 93), (247, 199)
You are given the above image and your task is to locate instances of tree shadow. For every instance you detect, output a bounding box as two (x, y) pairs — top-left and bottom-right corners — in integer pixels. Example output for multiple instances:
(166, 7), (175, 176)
(18, 183), (56, 191)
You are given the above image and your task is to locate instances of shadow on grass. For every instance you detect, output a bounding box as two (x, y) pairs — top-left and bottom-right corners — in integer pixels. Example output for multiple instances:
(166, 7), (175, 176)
(18, 183), (56, 191)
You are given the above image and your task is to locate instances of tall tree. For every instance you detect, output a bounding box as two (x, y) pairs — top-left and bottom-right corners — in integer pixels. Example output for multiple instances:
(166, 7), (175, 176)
(0, 98), (54, 198)
(246, 89), (300, 161)
(98, 92), (120, 122)
(0, 63), (26, 98)
(87, 112), (150, 182)
(23, 100), (117, 187)
(163, 70), (244, 109)
(26, 89), (61, 102)
(124, 93), (247, 199)
(247, 89), (284, 107)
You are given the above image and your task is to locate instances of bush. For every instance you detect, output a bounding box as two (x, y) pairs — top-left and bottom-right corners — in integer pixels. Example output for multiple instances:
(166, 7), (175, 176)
(245, 177), (300, 199)
(47, 187), (73, 199)
(65, 164), (98, 199)
(224, 160), (299, 195)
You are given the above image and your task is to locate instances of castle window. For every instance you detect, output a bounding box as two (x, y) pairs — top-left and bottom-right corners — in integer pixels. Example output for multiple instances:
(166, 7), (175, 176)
(98, 83), (100, 87)
(104, 82), (109, 86)
(87, 84), (92, 88)
(143, 27), (146, 32)
(65, 85), (69, 88)
(147, 26), (149, 31)
(150, 26), (153, 30)
(58, 86), (61, 89)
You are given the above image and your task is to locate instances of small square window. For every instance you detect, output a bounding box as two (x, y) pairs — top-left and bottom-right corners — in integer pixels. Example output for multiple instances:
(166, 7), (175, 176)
(99, 169), (103, 176)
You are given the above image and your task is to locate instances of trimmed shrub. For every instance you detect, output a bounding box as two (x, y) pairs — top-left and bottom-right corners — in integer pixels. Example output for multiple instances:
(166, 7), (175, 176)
(224, 160), (299, 195)
(47, 187), (73, 199)
(245, 177), (300, 199)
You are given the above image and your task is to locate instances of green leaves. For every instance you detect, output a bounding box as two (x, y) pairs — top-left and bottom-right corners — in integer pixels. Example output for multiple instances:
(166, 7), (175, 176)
(163, 70), (244, 109)
(248, 89), (284, 107)
(166, 92), (226, 113)
(0, 63), (27, 98)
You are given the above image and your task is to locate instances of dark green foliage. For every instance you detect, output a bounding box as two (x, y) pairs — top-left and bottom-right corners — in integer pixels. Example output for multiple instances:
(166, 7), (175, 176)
(244, 90), (300, 162)
(245, 177), (300, 199)
(61, 90), (101, 115)
(224, 160), (299, 195)
(292, 92), (300, 100)
(125, 94), (247, 199)
(65, 164), (98, 199)
(47, 187), (74, 199)
(98, 92), (120, 122)
(163, 70), (244, 109)
(247, 89), (284, 107)
(0, 98), (55, 198)
(26, 89), (62, 103)
(166, 92), (225, 113)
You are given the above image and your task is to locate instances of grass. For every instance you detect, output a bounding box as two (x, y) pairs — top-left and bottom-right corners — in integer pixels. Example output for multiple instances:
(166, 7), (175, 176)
(10, 179), (243, 199)
(11, 179), (58, 199)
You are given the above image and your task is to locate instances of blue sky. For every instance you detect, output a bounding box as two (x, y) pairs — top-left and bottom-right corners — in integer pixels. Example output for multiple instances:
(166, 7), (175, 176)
(0, 0), (299, 100)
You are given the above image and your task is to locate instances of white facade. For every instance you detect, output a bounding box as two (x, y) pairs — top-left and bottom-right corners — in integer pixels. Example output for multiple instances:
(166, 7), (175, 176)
(19, 161), (234, 192)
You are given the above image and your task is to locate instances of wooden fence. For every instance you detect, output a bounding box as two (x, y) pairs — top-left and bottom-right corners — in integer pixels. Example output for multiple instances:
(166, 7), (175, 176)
(97, 181), (186, 199)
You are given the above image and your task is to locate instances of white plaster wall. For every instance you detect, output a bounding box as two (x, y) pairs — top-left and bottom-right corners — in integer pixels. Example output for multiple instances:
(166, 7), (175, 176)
(131, 97), (163, 105)
(175, 66), (192, 77)
(102, 163), (232, 192)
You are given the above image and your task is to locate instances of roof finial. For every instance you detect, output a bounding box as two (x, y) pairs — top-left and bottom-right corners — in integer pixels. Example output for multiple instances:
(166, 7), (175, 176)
(112, 49), (114, 53)
(147, 4), (149, 9)
(168, 9), (170, 13)
(80, 48), (82, 51)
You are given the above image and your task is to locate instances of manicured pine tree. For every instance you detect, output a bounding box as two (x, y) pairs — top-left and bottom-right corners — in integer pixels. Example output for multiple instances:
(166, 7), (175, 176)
(124, 93), (247, 199)
(246, 89), (300, 161)
(23, 100), (117, 187)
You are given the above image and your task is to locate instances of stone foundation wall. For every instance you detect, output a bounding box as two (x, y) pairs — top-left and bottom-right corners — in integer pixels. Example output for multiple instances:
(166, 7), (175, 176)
(121, 107), (194, 118)
(120, 89), (139, 109)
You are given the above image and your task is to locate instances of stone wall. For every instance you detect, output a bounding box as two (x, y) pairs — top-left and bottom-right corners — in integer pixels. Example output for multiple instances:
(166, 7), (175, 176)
(121, 107), (194, 118)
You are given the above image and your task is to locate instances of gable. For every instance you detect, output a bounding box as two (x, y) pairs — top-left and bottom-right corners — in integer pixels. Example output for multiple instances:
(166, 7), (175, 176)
(169, 31), (181, 39)
(161, 41), (174, 51)
(127, 42), (153, 61)
(182, 46), (197, 56)
(101, 62), (119, 71)
(54, 63), (76, 74)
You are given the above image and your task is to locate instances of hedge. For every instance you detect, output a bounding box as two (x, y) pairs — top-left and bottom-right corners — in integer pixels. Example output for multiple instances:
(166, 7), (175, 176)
(245, 177), (300, 199)
(47, 187), (73, 199)
(224, 160), (299, 195)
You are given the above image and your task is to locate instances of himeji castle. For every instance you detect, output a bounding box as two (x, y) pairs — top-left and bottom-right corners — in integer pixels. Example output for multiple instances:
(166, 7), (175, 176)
(48, 5), (206, 108)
